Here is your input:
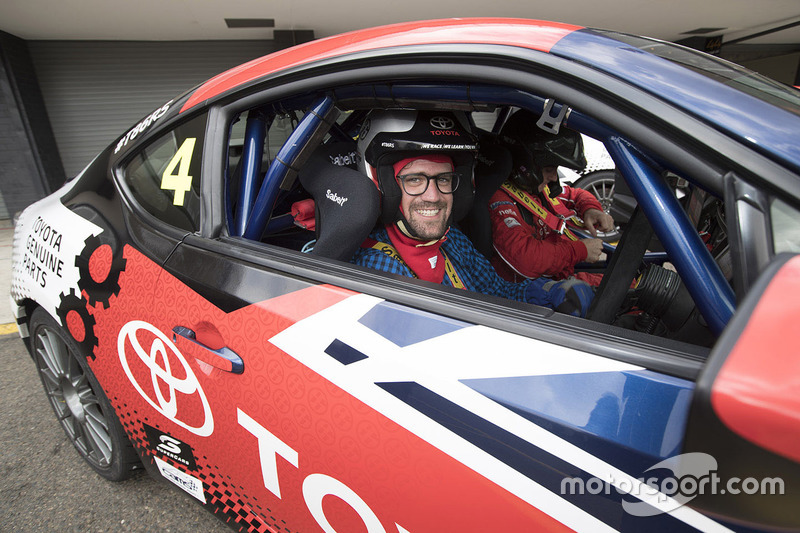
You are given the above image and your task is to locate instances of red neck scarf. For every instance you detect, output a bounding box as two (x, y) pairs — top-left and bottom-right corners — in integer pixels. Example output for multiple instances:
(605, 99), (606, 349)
(386, 223), (447, 283)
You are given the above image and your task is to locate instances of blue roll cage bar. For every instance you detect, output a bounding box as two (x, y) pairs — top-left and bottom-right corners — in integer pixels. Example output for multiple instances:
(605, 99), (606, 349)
(227, 83), (735, 334)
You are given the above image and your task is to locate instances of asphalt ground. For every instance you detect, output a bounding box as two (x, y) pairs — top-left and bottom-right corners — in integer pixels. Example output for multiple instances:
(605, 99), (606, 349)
(0, 332), (230, 533)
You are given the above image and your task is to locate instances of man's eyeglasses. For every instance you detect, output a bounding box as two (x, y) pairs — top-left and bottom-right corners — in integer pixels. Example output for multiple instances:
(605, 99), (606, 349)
(396, 172), (460, 196)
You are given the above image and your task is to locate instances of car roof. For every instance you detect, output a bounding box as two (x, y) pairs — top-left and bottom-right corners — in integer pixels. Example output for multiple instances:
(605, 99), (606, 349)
(179, 18), (583, 112)
(175, 17), (800, 175)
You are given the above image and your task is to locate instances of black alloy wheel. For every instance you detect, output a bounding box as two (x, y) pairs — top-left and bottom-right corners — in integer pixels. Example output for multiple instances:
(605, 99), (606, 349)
(29, 308), (140, 481)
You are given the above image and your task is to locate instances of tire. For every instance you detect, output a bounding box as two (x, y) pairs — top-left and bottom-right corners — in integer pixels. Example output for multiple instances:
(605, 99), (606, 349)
(573, 170), (625, 243)
(29, 307), (141, 481)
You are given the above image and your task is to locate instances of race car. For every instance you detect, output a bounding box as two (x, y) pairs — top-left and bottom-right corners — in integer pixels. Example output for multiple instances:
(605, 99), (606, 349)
(10, 18), (800, 533)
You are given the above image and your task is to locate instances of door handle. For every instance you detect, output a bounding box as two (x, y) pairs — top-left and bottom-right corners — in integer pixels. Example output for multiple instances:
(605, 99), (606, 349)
(172, 326), (244, 374)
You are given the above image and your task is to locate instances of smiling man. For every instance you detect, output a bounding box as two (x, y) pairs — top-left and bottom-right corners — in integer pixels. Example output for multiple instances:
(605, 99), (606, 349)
(351, 109), (595, 317)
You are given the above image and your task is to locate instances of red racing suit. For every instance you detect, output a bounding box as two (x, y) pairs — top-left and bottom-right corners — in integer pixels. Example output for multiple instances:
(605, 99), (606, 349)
(489, 182), (604, 284)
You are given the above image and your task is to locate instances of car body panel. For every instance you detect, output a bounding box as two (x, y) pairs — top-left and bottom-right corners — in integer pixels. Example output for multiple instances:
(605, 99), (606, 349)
(180, 18), (582, 113)
(9, 185), (745, 531)
(682, 253), (800, 529)
(79, 236), (713, 532)
(711, 255), (800, 464)
(11, 180), (104, 325)
(551, 30), (800, 173)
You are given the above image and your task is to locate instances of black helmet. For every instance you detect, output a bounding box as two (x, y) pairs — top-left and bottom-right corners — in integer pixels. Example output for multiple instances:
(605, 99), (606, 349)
(499, 109), (586, 193)
(357, 109), (478, 226)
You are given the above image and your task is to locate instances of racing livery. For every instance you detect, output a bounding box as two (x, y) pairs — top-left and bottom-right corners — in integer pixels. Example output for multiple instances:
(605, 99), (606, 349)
(10, 18), (800, 533)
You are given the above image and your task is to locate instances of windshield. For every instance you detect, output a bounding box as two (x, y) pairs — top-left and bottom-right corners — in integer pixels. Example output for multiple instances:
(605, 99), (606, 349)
(597, 31), (800, 117)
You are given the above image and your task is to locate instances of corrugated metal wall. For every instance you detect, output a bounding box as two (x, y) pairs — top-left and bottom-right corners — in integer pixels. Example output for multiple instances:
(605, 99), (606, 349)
(1, 31), (63, 218)
(28, 40), (279, 178)
(0, 62), (28, 219)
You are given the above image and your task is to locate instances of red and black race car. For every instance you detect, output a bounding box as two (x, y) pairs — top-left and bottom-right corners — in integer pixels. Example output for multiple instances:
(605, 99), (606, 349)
(10, 18), (800, 533)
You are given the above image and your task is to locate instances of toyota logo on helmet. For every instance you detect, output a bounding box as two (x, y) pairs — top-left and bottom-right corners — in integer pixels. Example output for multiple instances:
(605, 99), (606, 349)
(429, 116), (454, 130)
(356, 109), (477, 227)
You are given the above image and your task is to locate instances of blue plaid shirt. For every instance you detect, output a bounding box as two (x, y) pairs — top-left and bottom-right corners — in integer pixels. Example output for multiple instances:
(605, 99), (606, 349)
(352, 226), (530, 302)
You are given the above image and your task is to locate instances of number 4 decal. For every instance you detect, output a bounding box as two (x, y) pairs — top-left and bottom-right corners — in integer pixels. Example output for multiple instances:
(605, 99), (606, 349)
(161, 138), (196, 206)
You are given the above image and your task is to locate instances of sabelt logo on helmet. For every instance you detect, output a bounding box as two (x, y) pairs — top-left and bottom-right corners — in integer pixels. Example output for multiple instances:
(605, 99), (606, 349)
(118, 320), (214, 437)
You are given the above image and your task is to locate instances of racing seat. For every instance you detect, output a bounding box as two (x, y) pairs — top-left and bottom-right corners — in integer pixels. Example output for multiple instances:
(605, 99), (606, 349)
(296, 142), (380, 261)
(460, 137), (513, 260)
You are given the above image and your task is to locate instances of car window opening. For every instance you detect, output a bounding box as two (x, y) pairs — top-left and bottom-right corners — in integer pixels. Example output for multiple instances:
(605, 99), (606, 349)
(223, 82), (735, 350)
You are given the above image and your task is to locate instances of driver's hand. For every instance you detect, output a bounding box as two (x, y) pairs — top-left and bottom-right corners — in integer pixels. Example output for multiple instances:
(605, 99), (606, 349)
(582, 208), (615, 237)
(524, 278), (595, 318)
(581, 238), (605, 262)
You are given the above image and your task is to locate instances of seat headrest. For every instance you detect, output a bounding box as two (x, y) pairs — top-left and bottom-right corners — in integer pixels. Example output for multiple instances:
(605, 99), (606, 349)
(460, 136), (513, 259)
(297, 143), (380, 261)
(474, 137), (513, 200)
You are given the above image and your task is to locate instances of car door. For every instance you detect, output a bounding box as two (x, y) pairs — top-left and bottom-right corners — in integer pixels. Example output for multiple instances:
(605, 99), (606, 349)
(122, 98), (722, 533)
(132, 231), (709, 533)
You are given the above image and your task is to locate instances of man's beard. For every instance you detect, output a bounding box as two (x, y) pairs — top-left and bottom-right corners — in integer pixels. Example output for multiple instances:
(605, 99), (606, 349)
(404, 199), (451, 241)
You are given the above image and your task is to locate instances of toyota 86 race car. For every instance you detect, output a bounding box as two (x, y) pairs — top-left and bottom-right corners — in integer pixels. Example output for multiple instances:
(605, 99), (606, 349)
(10, 18), (800, 533)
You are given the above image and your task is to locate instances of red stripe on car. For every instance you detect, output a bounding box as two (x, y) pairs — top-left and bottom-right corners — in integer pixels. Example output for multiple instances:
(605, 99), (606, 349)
(181, 18), (581, 112)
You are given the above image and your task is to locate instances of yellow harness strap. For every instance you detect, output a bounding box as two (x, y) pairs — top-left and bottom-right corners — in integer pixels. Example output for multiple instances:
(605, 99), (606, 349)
(500, 182), (581, 241)
(369, 241), (465, 289)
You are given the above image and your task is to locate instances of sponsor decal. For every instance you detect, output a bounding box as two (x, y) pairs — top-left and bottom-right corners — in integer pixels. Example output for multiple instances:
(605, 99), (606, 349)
(117, 320), (214, 437)
(325, 189), (348, 206)
(144, 423), (198, 470)
(329, 150), (358, 167)
(115, 100), (173, 154)
(428, 256), (438, 269)
(21, 216), (65, 288)
(489, 200), (515, 211)
(504, 217), (521, 229)
(238, 408), (411, 533)
(429, 116), (455, 130)
(419, 143), (477, 150)
(11, 199), (100, 323)
(154, 457), (206, 503)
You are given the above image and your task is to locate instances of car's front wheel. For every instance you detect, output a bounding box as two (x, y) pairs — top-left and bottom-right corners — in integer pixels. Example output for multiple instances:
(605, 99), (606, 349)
(30, 307), (140, 481)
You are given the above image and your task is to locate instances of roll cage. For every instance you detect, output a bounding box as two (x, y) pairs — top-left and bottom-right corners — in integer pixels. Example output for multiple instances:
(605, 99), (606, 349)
(223, 82), (734, 338)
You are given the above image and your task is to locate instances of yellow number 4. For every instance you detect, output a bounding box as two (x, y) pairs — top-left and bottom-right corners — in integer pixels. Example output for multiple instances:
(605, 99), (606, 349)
(161, 138), (196, 206)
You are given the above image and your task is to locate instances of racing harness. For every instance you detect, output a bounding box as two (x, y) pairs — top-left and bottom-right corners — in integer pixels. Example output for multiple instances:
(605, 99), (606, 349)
(363, 239), (466, 289)
(499, 181), (585, 241)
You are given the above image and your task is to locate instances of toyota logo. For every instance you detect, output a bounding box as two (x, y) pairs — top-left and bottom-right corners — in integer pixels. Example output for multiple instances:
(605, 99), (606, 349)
(118, 320), (214, 437)
(429, 116), (455, 130)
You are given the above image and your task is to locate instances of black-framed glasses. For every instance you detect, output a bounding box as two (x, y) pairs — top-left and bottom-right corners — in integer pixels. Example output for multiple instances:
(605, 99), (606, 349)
(396, 172), (460, 196)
